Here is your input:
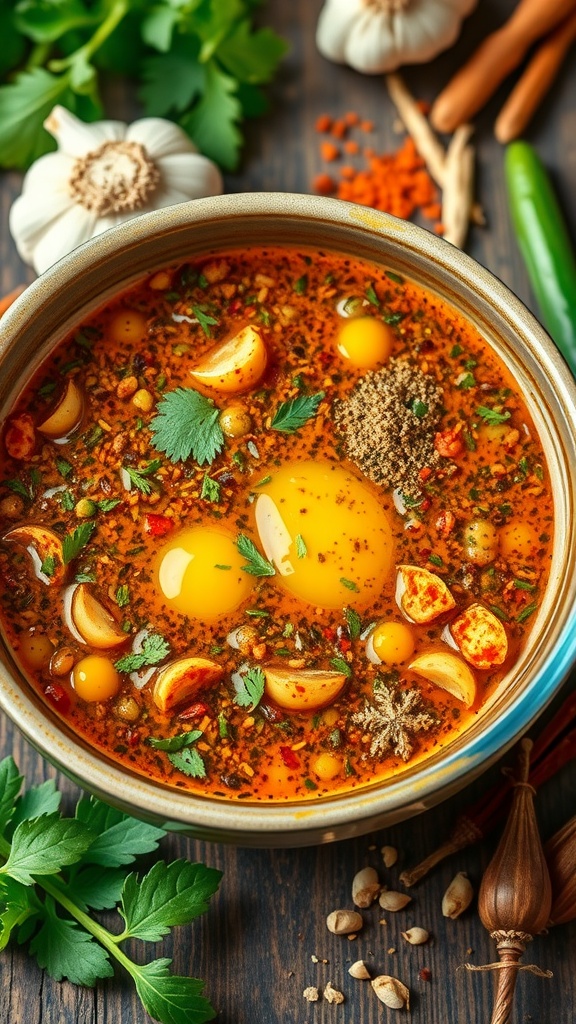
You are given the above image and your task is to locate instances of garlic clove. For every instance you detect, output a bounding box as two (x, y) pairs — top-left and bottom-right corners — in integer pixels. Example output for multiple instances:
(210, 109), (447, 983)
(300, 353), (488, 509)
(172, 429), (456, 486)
(264, 666), (347, 712)
(3, 525), (65, 587)
(448, 603), (508, 669)
(159, 153), (223, 200)
(409, 650), (476, 707)
(371, 975), (410, 1010)
(442, 871), (474, 919)
(395, 564), (456, 623)
(378, 890), (411, 912)
(126, 117), (199, 159)
(381, 845), (398, 868)
(352, 866), (380, 907)
(33, 204), (98, 277)
(37, 378), (83, 440)
(153, 656), (223, 713)
(326, 909), (363, 935)
(401, 927), (430, 945)
(70, 584), (127, 649)
(349, 960), (371, 980)
(46, 106), (124, 156)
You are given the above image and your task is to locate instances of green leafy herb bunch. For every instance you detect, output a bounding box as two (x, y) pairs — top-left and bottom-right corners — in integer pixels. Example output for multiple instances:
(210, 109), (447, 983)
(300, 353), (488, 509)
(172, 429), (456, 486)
(0, 0), (288, 171)
(0, 757), (222, 1024)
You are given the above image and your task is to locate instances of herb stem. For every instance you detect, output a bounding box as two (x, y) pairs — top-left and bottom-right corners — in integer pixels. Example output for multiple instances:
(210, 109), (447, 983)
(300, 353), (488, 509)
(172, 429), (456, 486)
(26, 43), (52, 70)
(38, 875), (133, 964)
(48, 0), (129, 72)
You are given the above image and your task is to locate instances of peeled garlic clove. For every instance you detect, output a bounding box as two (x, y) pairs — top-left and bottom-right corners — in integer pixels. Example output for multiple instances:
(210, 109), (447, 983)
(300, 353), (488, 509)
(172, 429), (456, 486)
(378, 890), (411, 912)
(153, 656), (223, 713)
(264, 666), (347, 712)
(190, 325), (267, 394)
(3, 524), (65, 586)
(448, 603), (508, 669)
(396, 564), (455, 623)
(442, 871), (474, 919)
(371, 975), (410, 1010)
(409, 650), (476, 707)
(352, 866), (380, 907)
(381, 845), (398, 868)
(71, 583), (126, 648)
(349, 960), (371, 979)
(401, 927), (429, 945)
(326, 909), (363, 935)
(37, 377), (83, 439)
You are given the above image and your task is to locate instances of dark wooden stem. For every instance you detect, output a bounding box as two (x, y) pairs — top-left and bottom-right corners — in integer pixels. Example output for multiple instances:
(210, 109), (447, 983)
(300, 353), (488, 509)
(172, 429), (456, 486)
(489, 933), (530, 1024)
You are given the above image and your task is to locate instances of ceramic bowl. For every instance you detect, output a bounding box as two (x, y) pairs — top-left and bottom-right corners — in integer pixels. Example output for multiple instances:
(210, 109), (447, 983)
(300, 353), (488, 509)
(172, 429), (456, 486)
(1, 193), (575, 847)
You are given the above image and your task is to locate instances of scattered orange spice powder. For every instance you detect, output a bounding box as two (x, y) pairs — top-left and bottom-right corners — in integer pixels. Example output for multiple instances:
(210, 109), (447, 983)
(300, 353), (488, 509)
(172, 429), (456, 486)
(312, 111), (444, 233)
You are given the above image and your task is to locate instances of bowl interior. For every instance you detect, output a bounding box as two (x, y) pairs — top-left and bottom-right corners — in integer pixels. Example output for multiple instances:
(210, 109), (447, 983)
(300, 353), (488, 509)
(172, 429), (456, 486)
(1, 193), (575, 846)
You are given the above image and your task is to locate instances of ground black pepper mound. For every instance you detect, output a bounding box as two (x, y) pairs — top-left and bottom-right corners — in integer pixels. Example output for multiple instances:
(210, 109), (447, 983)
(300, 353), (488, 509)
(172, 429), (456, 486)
(334, 357), (443, 498)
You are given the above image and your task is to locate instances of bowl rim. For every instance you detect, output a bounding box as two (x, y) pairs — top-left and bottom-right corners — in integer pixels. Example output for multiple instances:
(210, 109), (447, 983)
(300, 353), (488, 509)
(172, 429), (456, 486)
(1, 191), (575, 845)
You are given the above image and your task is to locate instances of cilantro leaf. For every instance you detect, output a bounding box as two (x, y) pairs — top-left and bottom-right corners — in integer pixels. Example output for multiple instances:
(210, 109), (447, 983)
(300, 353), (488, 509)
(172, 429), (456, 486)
(168, 747), (207, 779)
(1, 813), (95, 885)
(62, 521), (95, 564)
(97, 498), (121, 512)
(139, 4), (181, 54)
(218, 20), (289, 84)
(150, 388), (224, 466)
(344, 606), (362, 640)
(115, 584), (130, 608)
(329, 656), (352, 678)
(139, 35), (206, 114)
(122, 459), (162, 495)
(0, 69), (69, 169)
(201, 474), (221, 503)
(148, 731), (203, 753)
(0, 757), (23, 835)
(114, 634), (170, 674)
(14, 0), (100, 43)
(62, 865), (126, 912)
(0, 877), (40, 952)
(132, 958), (216, 1024)
(234, 666), (265, 711)
(75, 797), (166, 869)
(190, 304), (219, 337)
(236, 534), (275, 577)
(270, 391), (325, 434)
(476, 405), (511, 425)
(3, 479), (30, 500)
(119, 860), (222, 942)
(40, 553), (58, 577)
(340, 577), (360, 592)
(180, 60), (243, 171)
(29, 896), (113, 986)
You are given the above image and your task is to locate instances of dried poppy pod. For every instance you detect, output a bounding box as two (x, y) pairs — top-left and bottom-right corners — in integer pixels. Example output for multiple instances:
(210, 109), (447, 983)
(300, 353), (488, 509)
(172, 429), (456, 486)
(472, 739), (552, 1024)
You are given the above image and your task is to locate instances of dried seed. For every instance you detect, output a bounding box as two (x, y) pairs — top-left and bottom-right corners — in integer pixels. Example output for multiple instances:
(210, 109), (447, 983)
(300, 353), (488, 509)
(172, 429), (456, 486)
(324, 981), (345, 1004)
(371, 975), (410, 1010)
(352, 866), (381, 907)
(378, 890), (412, 912)
(326, 909), (363, 935)
(348, 960), (371, 980)
(303, 986), (319, 1002)
(401, 927), (430, 945)
(442, 871), (474, 919)
(382, 845), (398, 868)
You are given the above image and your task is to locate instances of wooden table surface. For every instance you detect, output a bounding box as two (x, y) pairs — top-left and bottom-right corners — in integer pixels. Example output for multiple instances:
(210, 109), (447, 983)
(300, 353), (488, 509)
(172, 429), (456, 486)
(1, 2), (575, 1022)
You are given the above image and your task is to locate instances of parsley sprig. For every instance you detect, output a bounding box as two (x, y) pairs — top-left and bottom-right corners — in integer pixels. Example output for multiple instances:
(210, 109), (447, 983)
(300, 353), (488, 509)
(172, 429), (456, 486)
(234, 667), (265, 711)
(150, 388), (224, 466)
(0, 757), (221, 1024)
(236, 534), (275, 577)
(115, 635), (170, 674)
(270, 392), (325, 434)
(62, 522), (95, 565)
(122, 460), (162, 495)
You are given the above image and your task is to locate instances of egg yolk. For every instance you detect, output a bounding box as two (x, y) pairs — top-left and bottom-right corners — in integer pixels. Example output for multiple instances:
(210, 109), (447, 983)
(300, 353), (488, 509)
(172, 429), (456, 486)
(337, 317), (394, 369)
(254, 460), (393, 609)
(155, 527), (253, 620)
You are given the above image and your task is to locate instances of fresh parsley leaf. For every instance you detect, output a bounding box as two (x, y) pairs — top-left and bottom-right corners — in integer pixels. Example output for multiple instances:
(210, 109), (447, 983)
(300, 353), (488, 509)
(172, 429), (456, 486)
(293, 274), (307, 294)
(340, 577), (359, 593)
(123, 459), (162, 495)
(74, 797), (165, 869)
(0, 758), (23, 835)
(386, 271), (404, 285)
(139, 35), (206, 115)
(115, 584), (130, 608)
(295, 534), (307, 558)
(40, 554), (58, 578)
(234, 666), (265, 711)
(168, 747), (206, 779)
(83, 423), (105, 449)
(270, 391), (325, 434)
(119, 860), (222, 942)
(4, 479), (30, 500)
(56, 458), (73, 478)
(62, 521), (95, 565)
(190, 304), (219, 337)
(218, 20), (289, 84)
(97, 498), (121, 512)
(476, 405), (511, 425)
(330, 657), (352, 678)
(513, 579), (537, 592)
(8, 781), (61, 836)
(365, 283), (380, 306)
(428, 553), (443, 567)
(236, 534), (275, 577)
(457, 372), (476, 390)
(0, 69), (76, 170)
(201, 474), (221, 502)
(29, 896), (114, 985)
(516, 602), (538, 623)
(0, 877), (40, 952)
(62, 866), (127, 912)
(114, 635), (170, 675)
(344, 606), (362, 640)
(1, 813), (95, 886)
(148, 731), (203, 753)
(60, 490), (75, 511)
(411, 400), (428, 418)
(180, 60), (243, 171)
(132, 957), (215, 1024)
(75, 571), (96, 583)
(150, 388), (224, 466)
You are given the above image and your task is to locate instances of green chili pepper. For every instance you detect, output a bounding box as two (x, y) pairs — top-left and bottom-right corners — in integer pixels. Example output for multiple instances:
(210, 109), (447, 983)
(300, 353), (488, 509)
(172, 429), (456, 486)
(504, 141), (576, 376)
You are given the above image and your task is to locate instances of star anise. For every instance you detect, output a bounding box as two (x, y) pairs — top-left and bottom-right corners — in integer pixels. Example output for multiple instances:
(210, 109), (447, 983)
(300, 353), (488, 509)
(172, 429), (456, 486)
(352, 681), (436, 762)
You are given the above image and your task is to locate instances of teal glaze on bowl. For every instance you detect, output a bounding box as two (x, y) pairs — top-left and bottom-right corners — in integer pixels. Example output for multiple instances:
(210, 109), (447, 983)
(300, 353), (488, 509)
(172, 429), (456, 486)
(0, 193), (575, 847)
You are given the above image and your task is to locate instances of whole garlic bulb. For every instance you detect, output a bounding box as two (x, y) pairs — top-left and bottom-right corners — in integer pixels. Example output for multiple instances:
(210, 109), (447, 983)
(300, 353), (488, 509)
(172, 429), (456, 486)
(10, 106), (223, 275)
(316, 0), (478, 75)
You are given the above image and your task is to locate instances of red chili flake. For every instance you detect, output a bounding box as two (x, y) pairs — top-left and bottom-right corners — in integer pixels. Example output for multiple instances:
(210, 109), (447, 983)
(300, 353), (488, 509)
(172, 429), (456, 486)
(179, 701), (210, 720)
(128, 729), (141, 747)
(419, 547), (432, 559)
(338, 637), (352, 653)
(419, 967), (432, 982)
(318, 350), (333, 367)
(144, 513), (173, 537)
(418, 466), (432, 482)
(229, 298), (243, 314)
(419, 497), (431, 512)
(279, 745), (300, 769)
(44, 682), (70, 714)
(323, 626), (336, 641)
